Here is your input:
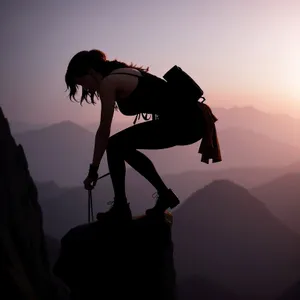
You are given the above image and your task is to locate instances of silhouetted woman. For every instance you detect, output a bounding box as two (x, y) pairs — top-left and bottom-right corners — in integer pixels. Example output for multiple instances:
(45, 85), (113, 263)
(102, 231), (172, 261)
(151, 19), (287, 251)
(65, 49), (221, 221)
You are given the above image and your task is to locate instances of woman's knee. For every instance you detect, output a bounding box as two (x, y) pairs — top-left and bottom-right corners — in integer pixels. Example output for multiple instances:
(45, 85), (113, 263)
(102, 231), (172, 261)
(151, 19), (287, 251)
(107, 134), (132, 157)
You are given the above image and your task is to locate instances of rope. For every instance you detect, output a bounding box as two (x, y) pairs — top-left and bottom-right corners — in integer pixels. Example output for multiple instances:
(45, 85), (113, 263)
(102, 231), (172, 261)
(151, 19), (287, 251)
(88, 190), (94, 223)
(133, 113), (158, 124)
(87, 172), (110, 223)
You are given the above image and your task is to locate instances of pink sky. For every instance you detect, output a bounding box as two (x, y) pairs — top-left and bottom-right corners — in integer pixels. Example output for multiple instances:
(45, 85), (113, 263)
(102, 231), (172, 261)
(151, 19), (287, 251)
(1, 0), (299, 125)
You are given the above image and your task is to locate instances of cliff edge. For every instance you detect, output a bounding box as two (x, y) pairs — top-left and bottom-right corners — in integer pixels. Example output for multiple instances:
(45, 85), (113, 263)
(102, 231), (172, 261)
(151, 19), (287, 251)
(0, 107), (69, 300)
(53, 213), (177, 300)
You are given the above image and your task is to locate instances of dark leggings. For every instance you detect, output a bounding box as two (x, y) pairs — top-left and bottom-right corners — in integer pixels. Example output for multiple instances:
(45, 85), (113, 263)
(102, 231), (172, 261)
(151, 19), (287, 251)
(106, 113), (204, 202)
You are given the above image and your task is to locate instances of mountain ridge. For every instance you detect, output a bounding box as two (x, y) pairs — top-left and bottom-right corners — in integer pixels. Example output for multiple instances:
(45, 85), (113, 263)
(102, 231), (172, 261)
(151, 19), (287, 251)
(172, 179), (300, 299)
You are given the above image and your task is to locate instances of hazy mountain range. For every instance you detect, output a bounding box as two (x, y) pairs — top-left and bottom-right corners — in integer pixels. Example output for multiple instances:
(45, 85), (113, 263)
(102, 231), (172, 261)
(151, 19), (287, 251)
(86, 105), (300, 147)
(37, 177), (300, 299)
(251, 173), (300, 236)
(11, 105), (300, 299)
(172, 180), (300, 300)
(13, 106), (300, 186)
(11, 105), (300, 144)
(8, 120), (50, 134)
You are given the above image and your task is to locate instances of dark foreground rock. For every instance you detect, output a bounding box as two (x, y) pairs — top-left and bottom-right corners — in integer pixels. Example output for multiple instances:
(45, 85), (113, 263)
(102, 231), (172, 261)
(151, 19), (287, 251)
(277, 281), (300, 300)
(0, 107), (69, 300)
(177, 275), (241, 300)
(53, 213), (177, 300)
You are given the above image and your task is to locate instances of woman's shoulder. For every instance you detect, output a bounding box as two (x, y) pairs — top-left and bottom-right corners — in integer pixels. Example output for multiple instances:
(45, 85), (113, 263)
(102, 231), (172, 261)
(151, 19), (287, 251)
(103, 67), (164, 91)
(110, 67), (143, 76)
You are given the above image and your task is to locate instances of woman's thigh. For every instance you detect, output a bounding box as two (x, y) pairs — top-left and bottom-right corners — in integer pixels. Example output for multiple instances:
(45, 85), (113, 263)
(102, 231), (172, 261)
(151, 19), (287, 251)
(108, 117), (203, 151)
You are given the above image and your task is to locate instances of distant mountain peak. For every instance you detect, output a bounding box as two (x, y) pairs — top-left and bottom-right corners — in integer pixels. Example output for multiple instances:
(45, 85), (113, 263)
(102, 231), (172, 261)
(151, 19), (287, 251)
(204, 178), (243, 189)
(253, 172), (300, 191)
(200, 179), (251, 197)
(15, 120), (92, 137)
(184, 179), (244, 200)
(182, 178), (265, 212)
(36, 180), (60, 189)
(232, 105), (260, 111)
(277, 172), (300, 180)
(46, 120), (83, 129)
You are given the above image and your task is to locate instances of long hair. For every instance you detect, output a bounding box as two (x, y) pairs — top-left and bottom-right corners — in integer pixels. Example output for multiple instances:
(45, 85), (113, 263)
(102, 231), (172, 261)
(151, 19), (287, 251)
(65, 49), (149, 106)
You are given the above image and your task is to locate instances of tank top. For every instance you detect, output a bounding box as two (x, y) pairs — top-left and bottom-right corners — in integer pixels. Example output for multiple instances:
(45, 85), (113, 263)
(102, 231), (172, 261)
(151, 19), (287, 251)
(107, 70), (173, 123)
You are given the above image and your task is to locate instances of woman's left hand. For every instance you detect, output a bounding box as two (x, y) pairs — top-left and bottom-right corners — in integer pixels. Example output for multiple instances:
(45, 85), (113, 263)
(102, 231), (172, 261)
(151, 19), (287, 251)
(83, 164), (99, 190)
(83, 175), (97, 190)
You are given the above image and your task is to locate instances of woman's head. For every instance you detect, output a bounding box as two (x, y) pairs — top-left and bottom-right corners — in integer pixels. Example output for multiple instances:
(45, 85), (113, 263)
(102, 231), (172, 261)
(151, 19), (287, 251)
(65, 49), (150, 105)
(65, 49), (108, 105)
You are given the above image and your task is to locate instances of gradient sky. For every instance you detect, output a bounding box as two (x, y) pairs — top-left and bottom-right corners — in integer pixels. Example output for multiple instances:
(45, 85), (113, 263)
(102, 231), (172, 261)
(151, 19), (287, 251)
(1, 0), (299, 125)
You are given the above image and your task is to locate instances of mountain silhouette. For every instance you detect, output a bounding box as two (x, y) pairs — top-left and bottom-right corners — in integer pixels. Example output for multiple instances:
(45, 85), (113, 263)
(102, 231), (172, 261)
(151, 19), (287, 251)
(283, 161), (300, 173)
(39, 184), (112, 239)
(216, 127), (300, 166)
(8, 120), (49, 134)
(37, 162), (300, 240)
(162, 164), (300, 201)
(172, 180), (300, 299)
(251, 173), (300, 235)
(16, 120), (300, 187)
(6, 106), (300, 299)
(85, 106), (300, 148)
(36, 170), (158, 239)
(140, 126), (300, 174)
(36, 180), (67, 200)
(2, 108), (177, 300)
(212, 106), (300, 147)
(0, 107), (69, 299)
(85, 119), (133, 134)
(13, 120), (108, 186)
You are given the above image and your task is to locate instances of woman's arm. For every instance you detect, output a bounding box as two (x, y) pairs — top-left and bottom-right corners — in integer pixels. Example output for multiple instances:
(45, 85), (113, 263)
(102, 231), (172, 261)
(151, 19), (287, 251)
(91, 79), (116, 167)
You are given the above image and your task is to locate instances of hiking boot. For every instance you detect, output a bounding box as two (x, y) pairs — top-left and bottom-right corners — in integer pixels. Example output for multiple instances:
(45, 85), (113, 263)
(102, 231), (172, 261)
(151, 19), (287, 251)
(96, 200), (132, 223)
(146, 189), (180, 217)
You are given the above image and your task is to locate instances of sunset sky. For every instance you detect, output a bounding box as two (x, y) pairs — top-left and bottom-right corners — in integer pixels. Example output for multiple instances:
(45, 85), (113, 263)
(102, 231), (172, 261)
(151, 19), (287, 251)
(1, 0), (299, 125)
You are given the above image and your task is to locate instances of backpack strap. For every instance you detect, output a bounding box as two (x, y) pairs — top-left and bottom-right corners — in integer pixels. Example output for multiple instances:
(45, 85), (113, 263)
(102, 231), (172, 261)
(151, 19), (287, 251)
(107, 72), (143, 78)
(109, 72), (158, 124)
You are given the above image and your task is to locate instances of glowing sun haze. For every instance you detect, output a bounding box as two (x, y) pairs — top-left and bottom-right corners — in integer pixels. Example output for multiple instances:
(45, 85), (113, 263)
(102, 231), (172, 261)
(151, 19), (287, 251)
(0, 0), (299, 125)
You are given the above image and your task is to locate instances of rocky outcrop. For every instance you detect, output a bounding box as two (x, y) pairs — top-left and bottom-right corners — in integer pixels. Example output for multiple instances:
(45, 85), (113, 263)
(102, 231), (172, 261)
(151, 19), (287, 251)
(0, 107), (69, 300)
(53, 213), (177, 300)
(277, 281), (300, 300)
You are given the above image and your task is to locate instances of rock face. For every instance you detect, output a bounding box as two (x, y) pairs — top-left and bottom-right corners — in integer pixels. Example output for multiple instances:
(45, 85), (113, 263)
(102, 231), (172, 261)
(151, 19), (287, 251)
(53, 213), (177, 300)
(0, 107), (69, 300)
(277, 281), (300, 300)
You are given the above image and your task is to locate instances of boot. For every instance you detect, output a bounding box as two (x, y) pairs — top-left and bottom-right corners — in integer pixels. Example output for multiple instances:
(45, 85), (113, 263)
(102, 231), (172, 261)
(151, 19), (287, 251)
(96, 199), (132, 223)
(146, 189), (180, 217)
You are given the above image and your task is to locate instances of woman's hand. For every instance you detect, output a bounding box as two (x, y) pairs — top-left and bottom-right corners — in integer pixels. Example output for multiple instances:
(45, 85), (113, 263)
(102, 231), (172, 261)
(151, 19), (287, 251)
(83, 175), (97, 190)
(83, 164), (99, 190)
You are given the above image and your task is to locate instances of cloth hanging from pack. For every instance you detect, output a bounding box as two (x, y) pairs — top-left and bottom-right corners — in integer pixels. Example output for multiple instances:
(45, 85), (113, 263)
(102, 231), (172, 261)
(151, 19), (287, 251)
(197, 103), (222, 164)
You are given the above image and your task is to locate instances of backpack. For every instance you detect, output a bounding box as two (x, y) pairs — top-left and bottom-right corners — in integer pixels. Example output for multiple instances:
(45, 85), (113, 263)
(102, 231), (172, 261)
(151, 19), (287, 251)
(163, 65), (206, 104)
(133, 65), (206, 124)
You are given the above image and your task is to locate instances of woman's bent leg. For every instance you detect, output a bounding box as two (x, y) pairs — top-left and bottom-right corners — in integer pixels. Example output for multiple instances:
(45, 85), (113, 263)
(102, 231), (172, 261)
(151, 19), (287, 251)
(106, 120), (177, 201)
(106, 119), (202, 215)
